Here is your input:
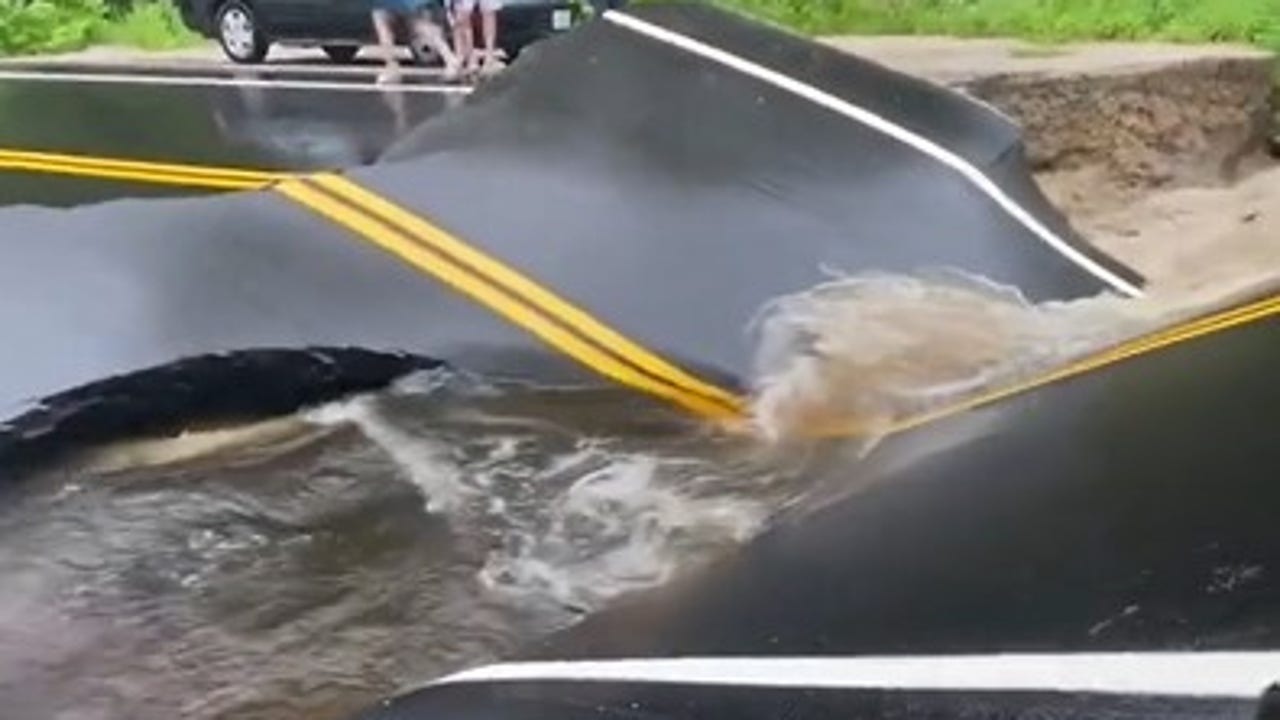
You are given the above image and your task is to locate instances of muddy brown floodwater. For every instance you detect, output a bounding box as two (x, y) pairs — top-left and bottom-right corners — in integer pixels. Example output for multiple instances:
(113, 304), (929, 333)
(0, 375), (810, 720)
(4, 258), (1276, 720)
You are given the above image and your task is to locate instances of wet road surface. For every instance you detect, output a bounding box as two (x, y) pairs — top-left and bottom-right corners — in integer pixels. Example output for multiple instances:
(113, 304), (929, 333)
(0, 63), (464, 206)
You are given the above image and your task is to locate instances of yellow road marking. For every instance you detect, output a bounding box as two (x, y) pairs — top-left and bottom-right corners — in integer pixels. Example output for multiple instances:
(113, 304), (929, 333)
(0, 147), (744, 419)
(309, 173), (744, 414)
(6, 147), (1274, 435)
(823, 292), (1280, 439)
(0, 148), (281, 189)
(0, 157), (266, 190)
(277, 177), (744, 421)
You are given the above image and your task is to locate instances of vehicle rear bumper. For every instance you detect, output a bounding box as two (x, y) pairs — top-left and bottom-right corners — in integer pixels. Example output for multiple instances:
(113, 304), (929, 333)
(175, 0), (218, 36)
(496, 3), (579, 53)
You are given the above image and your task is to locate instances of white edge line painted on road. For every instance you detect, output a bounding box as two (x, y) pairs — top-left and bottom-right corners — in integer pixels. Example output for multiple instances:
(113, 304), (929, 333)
(0, 69), (470, 94)
(603, 11), (1143, 299)
(433, 652), (1280, 698)
(0, 60), (449, 78)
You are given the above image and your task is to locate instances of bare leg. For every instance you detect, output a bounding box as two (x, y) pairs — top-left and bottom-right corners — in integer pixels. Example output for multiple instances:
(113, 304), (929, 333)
(371, 9), (400, 83)
(413, 14), (462, 80)
(380, 85), (408, 134)
(479, 6), (501, 74)
(451, 6), (477, 75)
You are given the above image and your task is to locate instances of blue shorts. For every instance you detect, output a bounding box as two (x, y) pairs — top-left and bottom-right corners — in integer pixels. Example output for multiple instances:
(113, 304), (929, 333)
(371, 0), (434, 14)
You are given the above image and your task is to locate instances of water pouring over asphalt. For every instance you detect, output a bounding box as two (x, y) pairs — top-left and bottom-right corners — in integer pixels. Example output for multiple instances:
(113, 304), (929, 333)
(1, 267), (1271, 720)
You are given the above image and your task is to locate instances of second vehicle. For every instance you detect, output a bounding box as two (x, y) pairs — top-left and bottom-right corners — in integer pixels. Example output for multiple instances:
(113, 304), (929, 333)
(175, 0), (580, 65)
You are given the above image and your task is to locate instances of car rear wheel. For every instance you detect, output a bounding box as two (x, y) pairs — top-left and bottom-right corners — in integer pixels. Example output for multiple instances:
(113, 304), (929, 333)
(322, 45), (360, 64)
(216, 1), (269, 64)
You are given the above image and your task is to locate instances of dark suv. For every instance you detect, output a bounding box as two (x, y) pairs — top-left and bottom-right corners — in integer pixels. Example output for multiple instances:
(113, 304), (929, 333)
(175, 0), (580, 64)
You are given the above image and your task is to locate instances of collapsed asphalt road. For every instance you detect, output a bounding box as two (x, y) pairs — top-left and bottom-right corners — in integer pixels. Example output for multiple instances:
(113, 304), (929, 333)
(0, 5), (1276, 720)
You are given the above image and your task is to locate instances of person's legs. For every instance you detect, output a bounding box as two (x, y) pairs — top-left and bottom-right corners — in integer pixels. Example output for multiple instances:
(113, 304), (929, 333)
(411, 4), (461, 79)
(478, 0), (501, 75)
(451, 0), (478, 75)
(371, 7), (400, 83)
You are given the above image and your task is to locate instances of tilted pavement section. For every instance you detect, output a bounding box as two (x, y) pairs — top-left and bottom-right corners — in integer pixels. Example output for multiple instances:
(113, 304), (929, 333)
(358, 279), (1280, 720)
(0, 4), (1151, 471)
(0, 9), (1276, 717)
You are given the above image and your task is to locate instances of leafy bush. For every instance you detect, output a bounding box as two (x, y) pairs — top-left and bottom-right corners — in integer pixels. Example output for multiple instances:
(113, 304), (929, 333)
(94, 0), (200, 49)
(0, 0), (200, 55)
(0, 0), (106, 55)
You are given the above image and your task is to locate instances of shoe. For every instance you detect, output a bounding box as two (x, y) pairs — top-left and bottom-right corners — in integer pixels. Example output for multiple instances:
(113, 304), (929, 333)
(377, 63), (402, 85)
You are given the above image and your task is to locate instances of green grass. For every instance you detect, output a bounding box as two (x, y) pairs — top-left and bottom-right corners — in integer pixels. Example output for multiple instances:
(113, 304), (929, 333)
(0, 0), (200, 56)
(0, 0), (104, 55)
(703, 0), (1280, 51)
(94, 0), (202, 50)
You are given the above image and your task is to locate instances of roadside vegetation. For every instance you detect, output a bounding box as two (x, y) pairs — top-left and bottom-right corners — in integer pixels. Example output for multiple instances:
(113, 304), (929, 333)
(710, 0), (1280, 51)
(96, 0), (201, 49)
(2, 0), (1277, 57)
(0, 0), (200, 56)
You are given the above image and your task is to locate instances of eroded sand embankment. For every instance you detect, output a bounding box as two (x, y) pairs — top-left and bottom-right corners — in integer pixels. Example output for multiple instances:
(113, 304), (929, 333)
(825, 35), (1280, 297)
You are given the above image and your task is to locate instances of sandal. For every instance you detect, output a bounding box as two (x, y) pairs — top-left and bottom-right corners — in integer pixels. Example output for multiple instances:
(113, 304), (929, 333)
(376, 63), (402, 85)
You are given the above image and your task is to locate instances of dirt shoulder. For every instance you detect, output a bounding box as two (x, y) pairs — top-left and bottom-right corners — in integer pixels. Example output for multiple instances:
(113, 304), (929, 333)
(1069, 163), (1280, 297)
(825, 34), (1280, 297)
(823, 35), (1272, 84)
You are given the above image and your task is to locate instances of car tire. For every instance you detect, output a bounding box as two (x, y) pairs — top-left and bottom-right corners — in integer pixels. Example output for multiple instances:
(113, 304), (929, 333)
(322, 45), (360, 63)
(216, 0), (270, 64)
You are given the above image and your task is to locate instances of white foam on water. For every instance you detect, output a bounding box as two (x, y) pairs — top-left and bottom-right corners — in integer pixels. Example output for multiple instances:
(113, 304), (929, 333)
(304, 395), (471, 515)
(292, 268), (1256, 614)
(302, 389), (776, 615)
(478, 452), (766, 610)
(15, 260), (1278, 720)
(747, 269), (1175, 442)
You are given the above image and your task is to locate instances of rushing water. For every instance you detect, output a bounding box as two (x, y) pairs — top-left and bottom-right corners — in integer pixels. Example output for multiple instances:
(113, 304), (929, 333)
(1, 270), (1271, 720)
(0, 372), (805, 720)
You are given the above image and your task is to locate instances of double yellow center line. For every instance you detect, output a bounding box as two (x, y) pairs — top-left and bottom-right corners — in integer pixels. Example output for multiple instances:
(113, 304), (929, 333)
(0, 147), (744, 420)
(0, 148), (284, 190)
(277, 173), (747, 421)
(849, 290), (1280, 438)
(3, 147), (1277, 434)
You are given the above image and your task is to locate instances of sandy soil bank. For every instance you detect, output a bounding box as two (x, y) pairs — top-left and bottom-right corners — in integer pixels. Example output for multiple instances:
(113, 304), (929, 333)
(828, 34), (1279, 299)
